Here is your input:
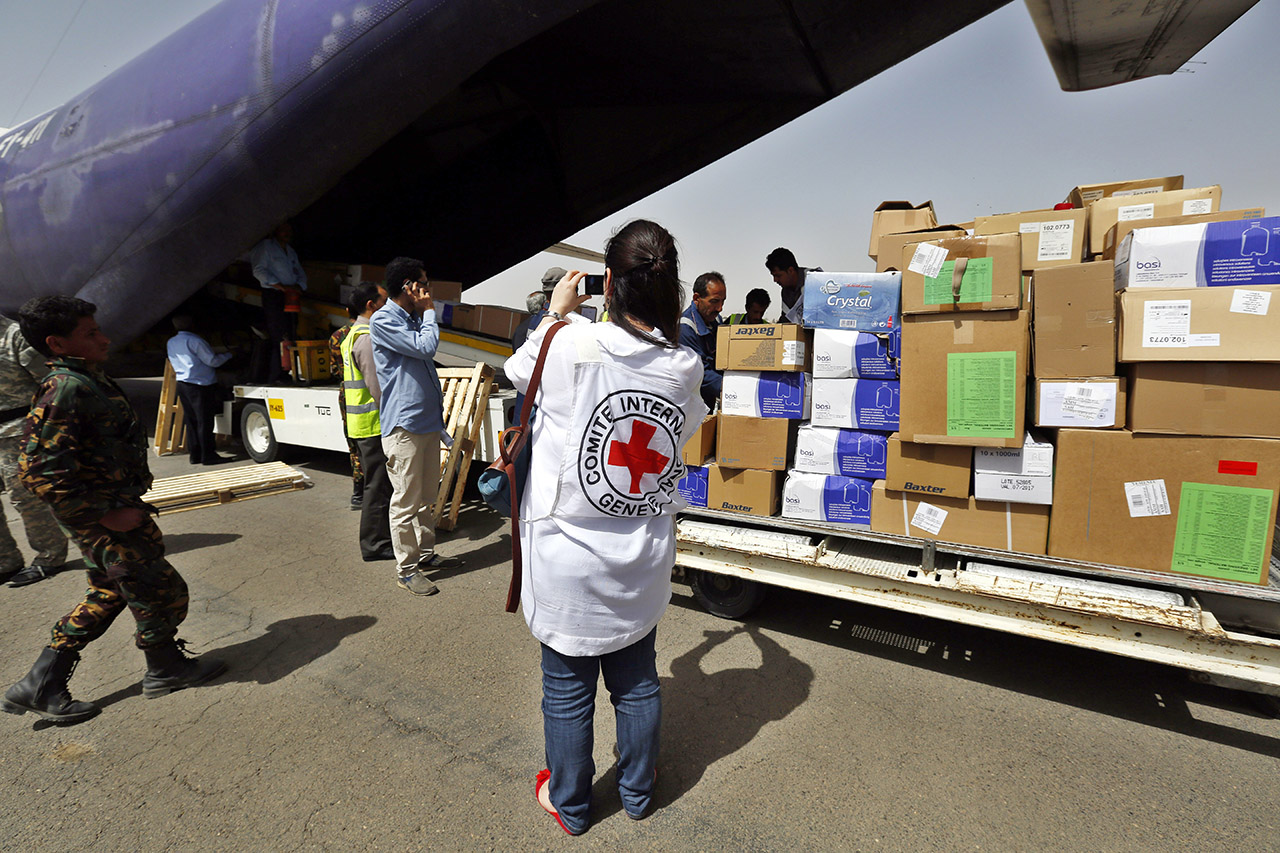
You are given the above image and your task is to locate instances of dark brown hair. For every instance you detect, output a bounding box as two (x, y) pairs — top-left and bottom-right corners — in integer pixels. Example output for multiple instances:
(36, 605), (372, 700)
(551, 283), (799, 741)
(604, 220), (681, 348)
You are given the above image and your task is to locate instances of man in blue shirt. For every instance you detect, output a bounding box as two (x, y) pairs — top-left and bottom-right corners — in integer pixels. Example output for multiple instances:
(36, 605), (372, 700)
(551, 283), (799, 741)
(678, 271), (727, 410)
(166, 315), (233, 465)
(249, 221), (307, 383)
(370, 257), (461, 596)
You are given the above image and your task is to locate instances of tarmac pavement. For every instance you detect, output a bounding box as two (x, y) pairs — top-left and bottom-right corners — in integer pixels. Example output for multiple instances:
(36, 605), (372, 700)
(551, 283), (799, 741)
(1, 377), (1278, 852)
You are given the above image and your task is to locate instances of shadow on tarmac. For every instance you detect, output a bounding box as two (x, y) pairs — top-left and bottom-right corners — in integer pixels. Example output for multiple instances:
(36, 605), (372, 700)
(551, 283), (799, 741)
(163, 532), (243, 554)
(672, 586), (1280, 759)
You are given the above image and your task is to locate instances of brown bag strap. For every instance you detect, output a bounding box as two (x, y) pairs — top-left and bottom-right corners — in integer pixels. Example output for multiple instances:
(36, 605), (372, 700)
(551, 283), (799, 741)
(505, 320), (568, 612)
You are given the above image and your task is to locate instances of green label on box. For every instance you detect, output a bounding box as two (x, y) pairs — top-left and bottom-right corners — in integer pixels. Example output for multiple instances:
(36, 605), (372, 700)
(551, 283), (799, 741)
(924, 257), (994, 305)
(1170, 482), (1273, 584)
(946, 351), (1017, 437)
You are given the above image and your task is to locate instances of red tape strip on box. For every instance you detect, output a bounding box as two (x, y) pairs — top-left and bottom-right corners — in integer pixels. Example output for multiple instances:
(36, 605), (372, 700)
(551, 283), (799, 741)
(1219, 460), (1258, 476)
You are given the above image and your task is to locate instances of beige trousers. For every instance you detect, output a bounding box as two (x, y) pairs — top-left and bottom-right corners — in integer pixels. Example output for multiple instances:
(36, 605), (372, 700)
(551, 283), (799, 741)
(380, 427), (440, 576)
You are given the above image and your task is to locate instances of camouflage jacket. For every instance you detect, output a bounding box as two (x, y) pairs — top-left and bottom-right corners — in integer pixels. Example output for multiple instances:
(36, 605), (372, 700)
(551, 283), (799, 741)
(19, 356), (152, 528)
(328, 322), (352, 378)
(0, 315), (49, 440)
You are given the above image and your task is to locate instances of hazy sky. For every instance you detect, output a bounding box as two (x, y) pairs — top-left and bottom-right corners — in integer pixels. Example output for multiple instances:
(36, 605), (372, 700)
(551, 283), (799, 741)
(3, 0), (1278, 316)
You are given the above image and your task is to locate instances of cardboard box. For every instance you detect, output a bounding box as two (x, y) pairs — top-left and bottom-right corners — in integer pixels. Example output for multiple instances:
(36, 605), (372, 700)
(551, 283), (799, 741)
(476, 306), (529, 340)
(868, 200), (938, 259)
(715, 324), (810, 372)
(720, 371), (810, 419)
(451, 304), (478, 332)
(1102, 208), (1266, 259)
(875, 226), (968, 273)
(900, 233), (1023, 314)
(1031, 261), (1116, 378)
(1127, 363), (1280, 439)
(973, 433), (1054, 505)
(682, 414), (718, 466)
(677, 465), (709, 508)
(782, 471), (873, 525)
(345, 264), (387, 287)
(707, 465), (781, 516)
(1067, 175), (1184, 208)
(301, 262), (348, 302)
(793, 425), (888, 478)
(1116, 216), (1280, 289)
(802, 272), (901, 331)
(716, 416), (792, 471)
(899, 310), (1030, 447)
(431, 280), (463, 303)
(973, 207), (1087, 270)
(885, 435), (972, 498)
(1049, 430), (1280, 584)
(870, 482), (1050, 554)
(1087, 185), (1221, 255)
(1036, 378), (1126, 429)
(810, 379), (900, 431)
(812, 329), (898, 379)
(1117, 285), (1280, 362)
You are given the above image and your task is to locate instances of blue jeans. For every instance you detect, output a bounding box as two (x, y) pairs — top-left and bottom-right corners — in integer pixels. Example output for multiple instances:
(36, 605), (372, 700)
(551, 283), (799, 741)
(541, 628), (660, 833)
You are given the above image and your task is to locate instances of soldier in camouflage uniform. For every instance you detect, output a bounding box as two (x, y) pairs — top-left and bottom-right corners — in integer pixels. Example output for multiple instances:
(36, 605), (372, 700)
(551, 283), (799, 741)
(0, 313), (69, 586)
(2, 297), (225, 725)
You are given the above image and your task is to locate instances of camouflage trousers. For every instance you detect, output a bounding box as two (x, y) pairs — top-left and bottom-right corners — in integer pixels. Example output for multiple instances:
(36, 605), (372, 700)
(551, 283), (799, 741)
(0, 435), (68, 571)
(49, 517), (189, 652)
(337, 390), (363, 484)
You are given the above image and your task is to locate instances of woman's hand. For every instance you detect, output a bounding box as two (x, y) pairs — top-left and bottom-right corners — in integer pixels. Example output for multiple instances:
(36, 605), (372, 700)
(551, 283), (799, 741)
(549, 270), (594, 318)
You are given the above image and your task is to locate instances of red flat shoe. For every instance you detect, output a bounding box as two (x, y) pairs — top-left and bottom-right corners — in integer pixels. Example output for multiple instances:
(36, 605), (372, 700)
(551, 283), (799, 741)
(535, 769), (576, 836)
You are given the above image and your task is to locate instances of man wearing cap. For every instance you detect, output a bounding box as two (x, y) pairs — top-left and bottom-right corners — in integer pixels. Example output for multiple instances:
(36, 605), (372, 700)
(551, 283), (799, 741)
(509, 267), (565, 425)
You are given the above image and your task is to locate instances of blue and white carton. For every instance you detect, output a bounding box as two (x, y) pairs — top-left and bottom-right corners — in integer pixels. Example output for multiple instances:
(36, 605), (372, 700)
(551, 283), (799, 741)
(803, 272), (901, 331)
(793, 424), (888, 479)
(720, 371), (811, 419)
(781, 471), (873, 526)
(810, 378), (900, 430)
(1116, 216), (1280, 289)
(677, 465), (709, 508)
(812, 328), (899, 379)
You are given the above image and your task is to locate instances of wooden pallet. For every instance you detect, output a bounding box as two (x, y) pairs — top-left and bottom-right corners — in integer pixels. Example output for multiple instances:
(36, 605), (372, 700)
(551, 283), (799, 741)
(142, 462), (308, 515)
(154, 361), (187, 456)
(432, 363), (495, 531)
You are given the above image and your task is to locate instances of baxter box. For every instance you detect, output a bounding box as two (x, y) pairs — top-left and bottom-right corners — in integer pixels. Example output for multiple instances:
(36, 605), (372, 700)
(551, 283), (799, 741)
(1036, 378), (1126, 429)
(868, 200), (938, 260)
(1116, 216), (1280, 289)
(1117, 285), (1280, 362)
(677, 466), (709, 508)
(793, 424), (888, 478)
(681, 414), (718, 466)
(901, 233), (1023, 314)
(812, 329), (898, 379)
(899, 309), (1030, 448)
(803, 272), (902, 332)
(973, 433), (1054, 505)
(973, 207), (1087, 270)
(782, 471), (874, 525)
(811, 379), (900, 431)
(886, 434), (971, 498)
(870, 482), (1049, 554)
(1049, 430), (1280, 585)
(716, 415), (792, 471)
(1032, 261), (1116, 378)
(876, 226), (969, 273)
(707, 465), (781, 516)
(1067, 175), (1183, 208)
(715, 324), (810, 372)
(1127, 363), (1280, 439)
(720, 371), (810, 419)
(1087, 185), (1221, 255)
(1102, 208), (1266, 260)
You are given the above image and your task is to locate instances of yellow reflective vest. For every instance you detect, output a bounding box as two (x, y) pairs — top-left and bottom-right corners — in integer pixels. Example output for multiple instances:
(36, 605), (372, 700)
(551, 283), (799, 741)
(340, 323), (381, 438)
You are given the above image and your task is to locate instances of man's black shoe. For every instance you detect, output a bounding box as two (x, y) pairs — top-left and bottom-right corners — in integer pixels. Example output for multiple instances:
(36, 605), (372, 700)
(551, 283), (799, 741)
(201, 454), (237, 465)
(7, 564), (60, 588)
(361, 549), (396, 562)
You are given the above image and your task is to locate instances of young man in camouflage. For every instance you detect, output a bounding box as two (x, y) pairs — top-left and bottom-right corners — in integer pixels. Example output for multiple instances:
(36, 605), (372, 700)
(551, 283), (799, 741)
(3, 296), (225, 725)
(0, 312), (68, 587)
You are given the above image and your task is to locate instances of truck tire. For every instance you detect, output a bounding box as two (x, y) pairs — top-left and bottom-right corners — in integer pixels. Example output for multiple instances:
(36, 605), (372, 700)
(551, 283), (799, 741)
(689, 569), (767, 620)
(240, 402), (279, 463)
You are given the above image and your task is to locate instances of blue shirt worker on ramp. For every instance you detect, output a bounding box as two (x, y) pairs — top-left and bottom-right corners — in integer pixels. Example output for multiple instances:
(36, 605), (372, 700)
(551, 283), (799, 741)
(678, 272), (727, 410)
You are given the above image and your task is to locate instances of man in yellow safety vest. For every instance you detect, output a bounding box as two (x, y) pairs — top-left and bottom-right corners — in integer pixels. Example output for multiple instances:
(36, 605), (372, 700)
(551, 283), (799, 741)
(340, 282), (394, 561)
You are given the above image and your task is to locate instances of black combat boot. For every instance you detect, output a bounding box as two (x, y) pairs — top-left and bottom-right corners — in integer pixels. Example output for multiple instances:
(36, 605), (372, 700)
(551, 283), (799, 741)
(350, 477), (364, 510)
(2, 647), (100, 723)
(141, 640), (227, 698)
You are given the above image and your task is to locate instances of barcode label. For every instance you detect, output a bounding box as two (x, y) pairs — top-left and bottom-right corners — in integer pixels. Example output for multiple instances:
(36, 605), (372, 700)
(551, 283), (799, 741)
(911, 502), (948, 535)
(1124, 480), (1171, 518)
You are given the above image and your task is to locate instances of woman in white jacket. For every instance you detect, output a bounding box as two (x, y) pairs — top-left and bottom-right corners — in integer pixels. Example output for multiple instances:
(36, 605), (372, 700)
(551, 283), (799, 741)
(505, 220), (708, 835)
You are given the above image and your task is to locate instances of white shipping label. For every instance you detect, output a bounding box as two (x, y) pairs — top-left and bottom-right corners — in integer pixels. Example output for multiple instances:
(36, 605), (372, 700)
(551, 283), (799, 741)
(1112, 187), (1163, 198)
(1142, 300), (1191, 347)
(1018, 222), (1041, 233)
(1080, 189), (1104, 202)
(1117, 203), (1155, 222)
(1188, 333), (1220, 347)
(1230, 289), (1271, 316)
(1054, 383), (1117, 425)
(782, 340), (804, 366)
(1183, 198), (1213, 216)
(1124, 479), (1171, 518)
(1037, 220), (1075, 262)
(910, 502), (948, 535)
(908, 242), (948, 279)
